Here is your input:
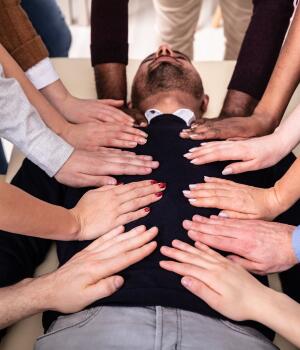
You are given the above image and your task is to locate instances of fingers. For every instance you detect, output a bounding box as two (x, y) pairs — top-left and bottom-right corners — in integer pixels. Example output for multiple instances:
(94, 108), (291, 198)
(94, 226), (159, 259)
(71, 174), (118, 187)
(104, 154), (159, 170)
(160, 244), (216, 267)
(84, 226), (125, 252)
(99, 241), (157, 279)
(218, 210), (257, 219)
(114, 180), (165, 197)
(117, 207), (152, 226)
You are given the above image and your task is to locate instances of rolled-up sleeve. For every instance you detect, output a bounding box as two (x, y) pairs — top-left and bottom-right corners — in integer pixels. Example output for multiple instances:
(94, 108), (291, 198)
(228, 0), (294, 100)
(90, 0), (129, 66)
(0, 65), (73, 177)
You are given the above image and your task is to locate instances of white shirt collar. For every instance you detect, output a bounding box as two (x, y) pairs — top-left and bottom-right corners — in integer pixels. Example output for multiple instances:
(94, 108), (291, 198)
(144, 108), (196, 126)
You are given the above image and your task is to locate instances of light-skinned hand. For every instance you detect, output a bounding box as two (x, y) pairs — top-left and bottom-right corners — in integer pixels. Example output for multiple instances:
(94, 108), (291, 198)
(70, 180), (166, 240)
(55, 149), (159, 188)
(63, 121), (148, 151)
(183, 132), (288, 175)
(160, 239), (271, 322)
(182, 215), (297, 275)
(183, 176), (282, 220)
(40, 225), (158, 313)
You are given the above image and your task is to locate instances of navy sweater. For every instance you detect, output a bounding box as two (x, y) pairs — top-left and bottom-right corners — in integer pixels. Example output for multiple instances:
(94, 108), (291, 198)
(1, 115), (299, 340)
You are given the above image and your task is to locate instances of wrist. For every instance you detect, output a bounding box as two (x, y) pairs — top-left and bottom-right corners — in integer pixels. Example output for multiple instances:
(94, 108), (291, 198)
(265, 183), (290, 219)
(253, 287), (283, 325)
(68, 207), (82, 240)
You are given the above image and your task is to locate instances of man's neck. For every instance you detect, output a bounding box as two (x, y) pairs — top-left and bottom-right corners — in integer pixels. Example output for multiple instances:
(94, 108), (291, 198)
(139, 91), (199, 117)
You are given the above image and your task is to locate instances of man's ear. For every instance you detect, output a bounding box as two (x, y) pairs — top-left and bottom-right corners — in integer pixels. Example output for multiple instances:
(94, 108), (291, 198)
(199, 94), (209, 114)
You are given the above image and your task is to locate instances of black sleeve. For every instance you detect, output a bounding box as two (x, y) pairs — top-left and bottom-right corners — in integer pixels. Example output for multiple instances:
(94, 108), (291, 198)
(90, 0), (129, 66)
(0, 160), (65, 287)
(228, 0), (294, 100)
(269, 154), (300, 303)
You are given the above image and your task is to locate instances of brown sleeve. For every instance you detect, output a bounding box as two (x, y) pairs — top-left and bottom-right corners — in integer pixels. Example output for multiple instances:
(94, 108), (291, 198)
(0, 0), (49, 71)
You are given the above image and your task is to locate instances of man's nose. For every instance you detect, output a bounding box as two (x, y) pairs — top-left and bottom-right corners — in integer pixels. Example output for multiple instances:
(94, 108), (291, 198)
(156, 44), (174, 58)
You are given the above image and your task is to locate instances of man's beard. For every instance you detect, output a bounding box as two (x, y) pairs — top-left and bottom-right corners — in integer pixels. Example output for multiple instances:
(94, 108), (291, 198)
(146, 62), (189, 93)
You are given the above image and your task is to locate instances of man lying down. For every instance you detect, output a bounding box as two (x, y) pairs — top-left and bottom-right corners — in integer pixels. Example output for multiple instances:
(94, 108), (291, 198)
(1, 45), (300, 350)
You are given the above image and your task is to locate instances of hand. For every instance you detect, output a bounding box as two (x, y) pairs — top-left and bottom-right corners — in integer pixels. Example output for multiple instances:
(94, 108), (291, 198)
(183, 132), (288, 175)
(160, 240), (271, 322)
(70, 180), (166, 240)
(180, 113), (276, 141)
(41, 225), (158, 313)
(183, 176), (282, 220)
(55, 149), (159, 188)
(63, 121), (148, 151)
(57, 95), (135, 126)
(183, 215), (297, 274)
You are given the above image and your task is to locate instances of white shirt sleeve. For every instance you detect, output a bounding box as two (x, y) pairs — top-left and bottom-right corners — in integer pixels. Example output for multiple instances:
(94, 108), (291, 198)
(25, 58), (59, 90)
(0, 65), (73, 177)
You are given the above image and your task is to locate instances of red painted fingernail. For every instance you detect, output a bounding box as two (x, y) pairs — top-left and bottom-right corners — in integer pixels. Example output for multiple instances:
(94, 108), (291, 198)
(144, 207), (150, 212)
(150, 180), (158, 184)
(156, 192), (163, 197)
(159, 182), (166, 188)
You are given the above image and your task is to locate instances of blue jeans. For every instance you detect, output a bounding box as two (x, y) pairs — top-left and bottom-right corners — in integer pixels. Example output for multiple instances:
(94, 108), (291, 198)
(21, 0), (72, 57)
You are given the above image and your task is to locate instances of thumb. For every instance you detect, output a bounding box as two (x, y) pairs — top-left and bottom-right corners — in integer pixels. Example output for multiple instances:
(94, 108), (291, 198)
(181, 277), (219, 307)
(222, 160), (257, 175)
(88, 276), (124, 301)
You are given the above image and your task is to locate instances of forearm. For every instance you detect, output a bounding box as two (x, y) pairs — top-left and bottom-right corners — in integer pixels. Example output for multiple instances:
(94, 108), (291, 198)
(0, 183), (79, 240)
(255, 4), (300, 123)
(255, 288), (300, 348)
(227, 0), (294, 124)
(219, 90), (258, 118)
(0, 278), (45, 329)
(0, 44), (69, 137)
(94, 63), (127, 100)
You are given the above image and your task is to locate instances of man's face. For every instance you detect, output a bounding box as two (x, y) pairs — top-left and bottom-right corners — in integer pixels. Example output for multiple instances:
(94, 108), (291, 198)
(131, 45), (204, 109)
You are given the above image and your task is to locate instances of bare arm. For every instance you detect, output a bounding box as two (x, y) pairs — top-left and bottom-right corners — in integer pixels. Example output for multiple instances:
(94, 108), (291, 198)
(0, 180), (164, 241)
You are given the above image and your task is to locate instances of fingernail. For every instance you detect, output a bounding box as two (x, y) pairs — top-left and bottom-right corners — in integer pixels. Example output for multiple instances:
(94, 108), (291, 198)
(155, 192), (163, 197)
(182, 190), (191, 196)
(151, 161), (160, 168)
(150, 180), (158, 184)
(108, 179), (117, 185)
(189, 184), (198, 189)
(190, 159), (198, 164)
(201, 142), (208, 146)
(182, 277), (192, 288)
(144, 207), (150, 212)
(218, 212), (228, 218)
(222, 168), (232, 175)
(183, 153), (192, 159)
(129, 142), (137, 147)
(114, 277), (124, 289)
(204, 176), (211, 181)
(159, 182), (166, 188)
(188, 199), (197, 203)
(139, 138), (147, 145)
(188, 148), (198, 152)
